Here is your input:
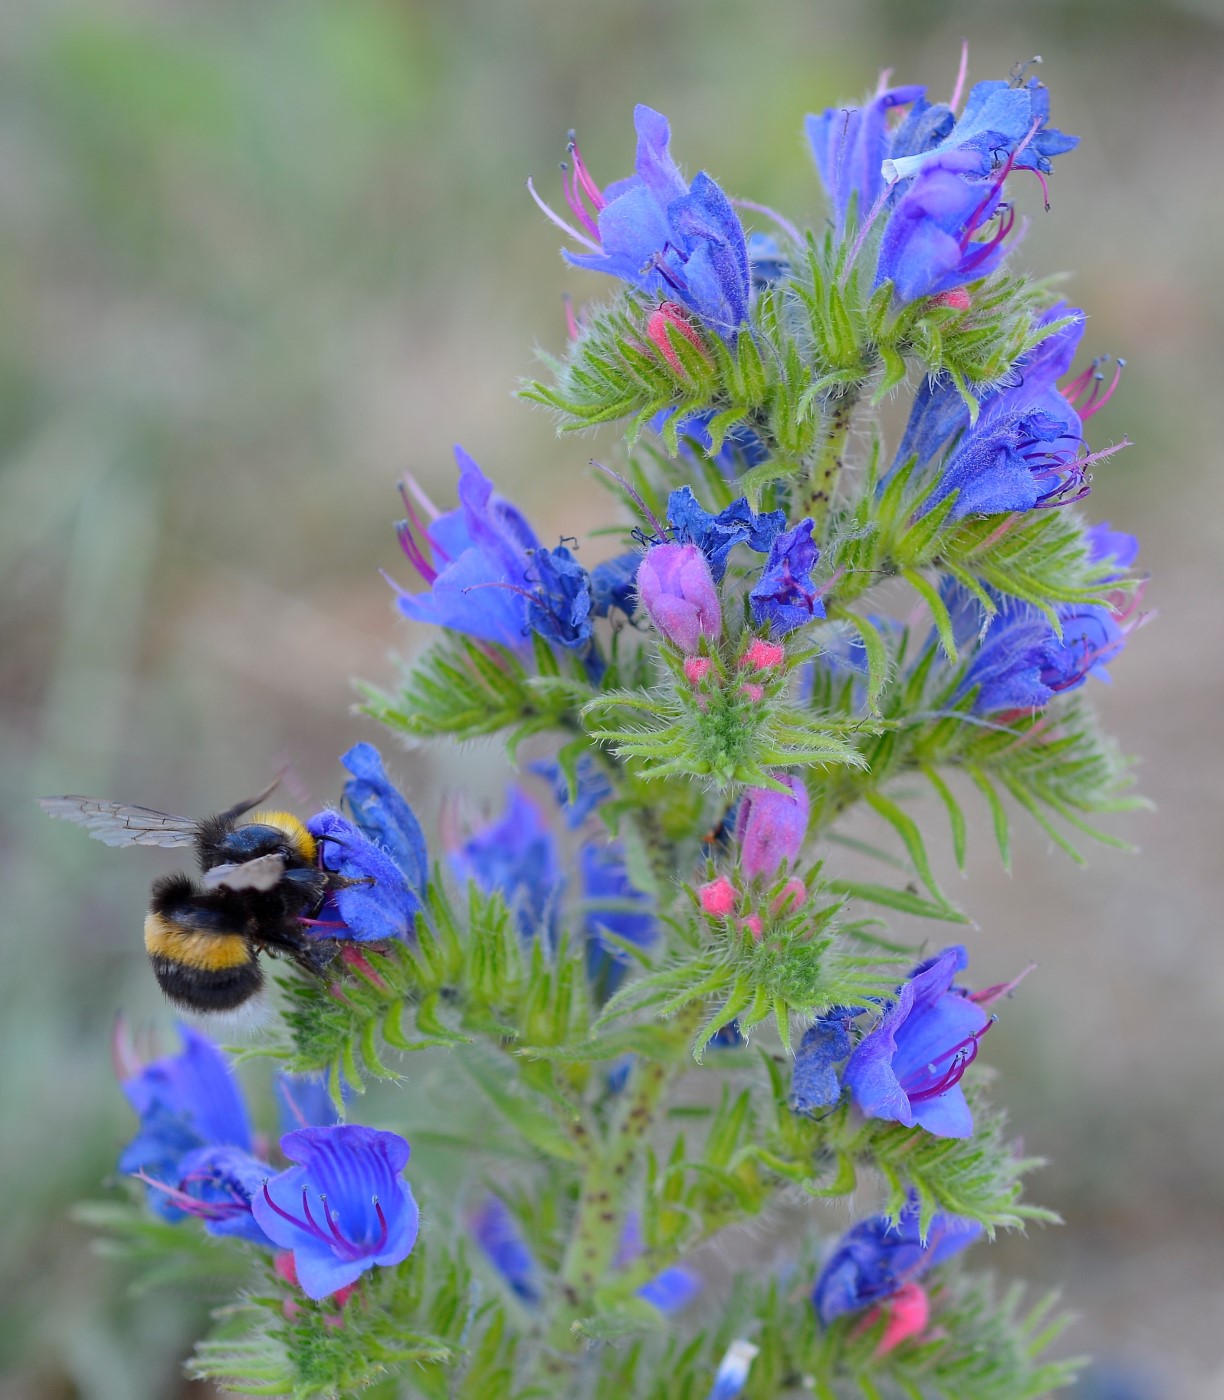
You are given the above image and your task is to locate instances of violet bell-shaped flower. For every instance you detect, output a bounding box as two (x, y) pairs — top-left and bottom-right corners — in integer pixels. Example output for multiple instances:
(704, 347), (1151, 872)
(813, 1191), (983, 1325)
(450, 786), (563, 941)
(530, 105), (751, 338)
(637, 541), (722, 653)
(748, 519), (826, 636)
(944, 525), (1142, 712)
(307, 809), (420, 943)
(393, 447), (541, 650)
(891, 303), (1129, 517)
(252, 1125), (419, 1301)
(842, 945), (994, 1138)
(117, 1024), (274, 1245)
(736, 775), (809, 881)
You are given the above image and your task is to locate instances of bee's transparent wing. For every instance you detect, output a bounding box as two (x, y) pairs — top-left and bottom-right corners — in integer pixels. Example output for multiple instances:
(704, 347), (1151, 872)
(201, 853), (286, 893)
(36, 796), (200, 848)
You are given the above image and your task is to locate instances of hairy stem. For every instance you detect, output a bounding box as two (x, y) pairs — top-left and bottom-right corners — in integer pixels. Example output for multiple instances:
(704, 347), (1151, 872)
(800, 389), (859, 527)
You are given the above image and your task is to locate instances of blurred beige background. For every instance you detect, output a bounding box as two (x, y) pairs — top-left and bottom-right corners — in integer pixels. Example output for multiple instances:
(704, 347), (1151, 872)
(2, 1), (1222, 1397)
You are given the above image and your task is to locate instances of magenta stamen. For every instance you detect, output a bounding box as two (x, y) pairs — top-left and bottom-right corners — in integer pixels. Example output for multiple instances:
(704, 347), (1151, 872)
(562, 291), (579, 341)
(730, 197), (803, 247)
(321, 1196), (349, 1248)
(1080, 360), (1125, 420)
(874, 66), (894, 97)
(972, 963), (1037, 1008)
(567, 136), (606, 211)
(949, 38), (970, 111)
(561, 162), (600, 238)
(372, 1197), (389, 1253)
(902, 1020), (995, 1102)
(262, 1181), (313, 1233)
(298, 917), (348, 930)
(135, 1171), (238, 1221)
(526, 177), (601, 254)
(112, 1014), (142, 1082)
(396, 520), (437, 586)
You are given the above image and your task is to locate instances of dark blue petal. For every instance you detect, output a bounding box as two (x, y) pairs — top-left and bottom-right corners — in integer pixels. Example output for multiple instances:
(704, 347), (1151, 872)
(526, 546), (594, 649)
(176, 1144), (277, 1246)
(638, 1266), (701, 1312)
(341, 743), (429, 895)
(667, 486), (784, 583)
(589, 551), (640, 619)
(469, 1196), (541, 1305)
(308, 811), (420, 941)
(530, 754), (613, 828)
(451, 788), (563, 941)
(581, 840), (657, 999)
(790, 1009), (858, 1115)
(749, 519), (825, 636)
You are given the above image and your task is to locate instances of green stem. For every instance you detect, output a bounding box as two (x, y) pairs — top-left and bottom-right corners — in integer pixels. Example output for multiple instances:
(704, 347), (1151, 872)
(799, 389), (859, 528)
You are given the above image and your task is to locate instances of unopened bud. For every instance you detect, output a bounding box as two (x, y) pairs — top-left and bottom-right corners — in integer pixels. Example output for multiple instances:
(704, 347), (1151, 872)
(684, 655), (712, 685)
(769, 877), (807, 916)
(645, 300), (710, 376)
(736, 774), (809, 880)
(739, 638), (785, 671)
(637, 542), (722, 654)
(699, 876), (738, 919)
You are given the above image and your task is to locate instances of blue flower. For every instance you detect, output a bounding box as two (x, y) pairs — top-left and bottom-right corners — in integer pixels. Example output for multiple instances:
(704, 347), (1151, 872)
(580, 840), (657, 999)
(806, 81), (926, 231)
(589, 551), (640, 620)
(789, 1008), (859, 1116)
(468, 1195), (541, 1305)
(118, 1025), (274, 1244)
(893, 305), (1120, 517)
(530, 753), (613, 828)
(525, 545), (595, 651)
(532, 106), (751, 337)
(748, 519), (826, 635)
(276, 1073), (344, 1134)
(842, 946), (993, 1138)
(654, 408), (770, 477)
(882, 77), (1078, 186)
(668, 486), (785, 583)
(451, 787), (563, 940)
(813, 1192), (983, 1324)
(945, 525), (1141, 712)
(340, 743), (428, 897)
(393, 448), (541, 650)
(119, 1025), (254, 1219)
(615, 1212), (702, 1315)
(253, 1126), (419, 1301)
(874, 150), (1013, 304)
(308, 810), (420, 942)
(705, 1340), (760, 1400)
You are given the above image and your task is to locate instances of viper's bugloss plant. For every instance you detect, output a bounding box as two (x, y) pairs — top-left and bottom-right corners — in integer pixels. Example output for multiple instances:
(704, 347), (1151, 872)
(80, 46), (1147, 1400)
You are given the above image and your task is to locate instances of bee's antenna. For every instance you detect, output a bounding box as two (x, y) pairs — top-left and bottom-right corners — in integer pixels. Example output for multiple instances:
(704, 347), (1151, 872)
(218, 770), (286, 824)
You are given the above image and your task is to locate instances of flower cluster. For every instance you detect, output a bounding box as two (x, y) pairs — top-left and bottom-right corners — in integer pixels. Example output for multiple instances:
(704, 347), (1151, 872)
(116, 1026), (419, 1301)
(71, 47), (1149, 1400)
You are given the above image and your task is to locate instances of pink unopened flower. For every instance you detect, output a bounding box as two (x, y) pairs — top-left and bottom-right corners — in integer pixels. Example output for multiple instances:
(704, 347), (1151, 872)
(637, 542), (722, 654)
(932, 288), (971, 311)
(699, 876), (738, 919)
(739, 914), (763, 939)
(770, 877), (807, 916)
(867, 1281), (930, 1355)
(684, 655), (712, 685)
(739, 682), (765, 702)
(736, 774), (809, 880)
(739, 638), (785, 671)
(645, 300), (710, 376)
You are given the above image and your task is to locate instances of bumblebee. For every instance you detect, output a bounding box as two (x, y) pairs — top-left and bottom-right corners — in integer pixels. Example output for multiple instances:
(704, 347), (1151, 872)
(38, 781), (358, 1013)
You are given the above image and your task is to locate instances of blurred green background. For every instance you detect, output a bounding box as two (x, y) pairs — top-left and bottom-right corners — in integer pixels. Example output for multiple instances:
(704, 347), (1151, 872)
(3, 0), (1222, 1396)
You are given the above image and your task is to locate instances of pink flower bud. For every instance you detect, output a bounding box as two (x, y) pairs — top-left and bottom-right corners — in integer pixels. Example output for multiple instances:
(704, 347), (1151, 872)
(684, 656), (712, 685)
(769, 877), (807, 916)
(699, 876), (738, 919)
(739, 914), (763, 939)
(736, 774), (809, 880)
(646, 300), (710, 376)
(739, 682), (765, 702)
(868, 1282), (930, 1355)
(739, 638), (785, 671)
(932, 288), (971, 311)
(637, 542), (722, 654)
